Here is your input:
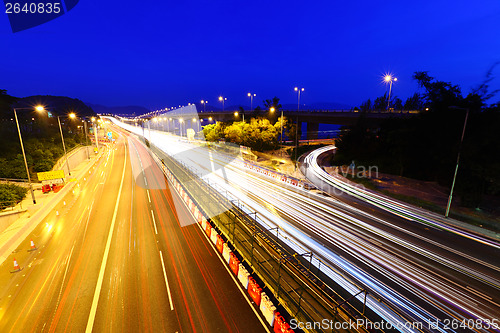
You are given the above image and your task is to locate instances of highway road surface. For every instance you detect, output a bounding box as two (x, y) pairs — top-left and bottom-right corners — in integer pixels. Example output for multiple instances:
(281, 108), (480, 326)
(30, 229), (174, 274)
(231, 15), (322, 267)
(0, 128), (267, 332)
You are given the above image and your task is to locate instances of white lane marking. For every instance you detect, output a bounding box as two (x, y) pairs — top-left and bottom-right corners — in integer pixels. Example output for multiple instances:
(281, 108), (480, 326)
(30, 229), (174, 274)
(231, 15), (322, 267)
(159, 251), (174, 311)
(151, 210), (158, 235)
(85, 143), (127, 333)
(147, 189), (151, 203)
(50, 243), (75, 327)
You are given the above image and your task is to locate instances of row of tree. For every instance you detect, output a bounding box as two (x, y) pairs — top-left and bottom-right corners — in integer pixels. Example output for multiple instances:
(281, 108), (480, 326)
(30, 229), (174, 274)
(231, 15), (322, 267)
(358, 92), (426, 112)
(335, 70), (500, 207)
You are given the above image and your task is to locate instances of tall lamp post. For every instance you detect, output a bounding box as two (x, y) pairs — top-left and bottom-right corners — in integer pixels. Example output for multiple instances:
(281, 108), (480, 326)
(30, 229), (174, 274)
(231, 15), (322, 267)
(12, 105), (45, 204)
(247, 93), (256, 111)
(218, 96), (227, 112)
(91, 117), (99, 151)
(82, 118), (90, 159)
(384, 75), (397, 111)
(445, 106), (470, 218)
(56, 113), (76, 176)
(294, 87), (305, 168)
(201, 100), (207, 112)
(294, 87), (304, 111)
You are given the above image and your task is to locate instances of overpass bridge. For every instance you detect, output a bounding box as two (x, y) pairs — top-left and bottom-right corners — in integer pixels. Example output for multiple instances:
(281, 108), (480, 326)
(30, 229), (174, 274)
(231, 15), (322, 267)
(110, 107), (420, 140)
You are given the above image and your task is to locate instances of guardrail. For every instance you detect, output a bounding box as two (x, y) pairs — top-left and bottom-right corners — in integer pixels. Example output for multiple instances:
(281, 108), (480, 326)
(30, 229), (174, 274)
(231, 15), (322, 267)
(148, 142), (383, 333)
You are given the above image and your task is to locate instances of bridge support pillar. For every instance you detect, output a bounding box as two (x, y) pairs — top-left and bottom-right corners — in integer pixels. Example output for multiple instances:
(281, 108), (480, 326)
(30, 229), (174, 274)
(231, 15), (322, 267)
(306, 122), (319, 140)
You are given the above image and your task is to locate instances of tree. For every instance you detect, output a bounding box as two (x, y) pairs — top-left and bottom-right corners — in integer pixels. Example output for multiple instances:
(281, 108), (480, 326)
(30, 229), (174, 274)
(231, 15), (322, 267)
(403, 93), (425, 111)
(373, 94), (387, 111)
(392, 97), (403, 110)
(413, 71), (463, 110)
(359, 99), (372, 112)
(263, 97), (282, 111)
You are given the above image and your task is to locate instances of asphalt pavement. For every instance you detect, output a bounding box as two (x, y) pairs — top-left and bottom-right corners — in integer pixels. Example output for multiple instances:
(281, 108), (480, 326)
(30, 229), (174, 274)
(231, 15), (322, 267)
(0, 128), (267, 332)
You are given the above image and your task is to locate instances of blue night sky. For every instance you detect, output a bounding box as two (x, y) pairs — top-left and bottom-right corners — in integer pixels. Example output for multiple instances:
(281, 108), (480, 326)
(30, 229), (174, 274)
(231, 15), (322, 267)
(2, 0), (500, 110)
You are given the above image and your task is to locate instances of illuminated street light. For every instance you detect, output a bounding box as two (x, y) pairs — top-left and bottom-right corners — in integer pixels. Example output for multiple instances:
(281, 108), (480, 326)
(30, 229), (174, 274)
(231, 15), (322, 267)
(218, 96), (227, 112)
(294, 87), (305, 111)
(208, 117), (213, 122)
(247, 92), (256, 111)
(384, 74), (397, 111)
(12, 105), (47, 204)
(201, 100), (208, 112)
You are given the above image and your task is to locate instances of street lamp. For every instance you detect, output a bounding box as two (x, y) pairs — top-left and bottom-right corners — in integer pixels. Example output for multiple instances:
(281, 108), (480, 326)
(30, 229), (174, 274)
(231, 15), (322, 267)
(12, 105), (45, 204)
(192, 118), (200, 133)
(37, 106), (74, 176)
(218, 96), (227, 112)
(445, 106), (470, 218)
(201, 100), (207, 112)
(294, 87), (305, 111)
(247, 93), (256, 111)
(57, 113), (76, 176)
(91, 117), (99, 151)
(384, 75), (397, 111)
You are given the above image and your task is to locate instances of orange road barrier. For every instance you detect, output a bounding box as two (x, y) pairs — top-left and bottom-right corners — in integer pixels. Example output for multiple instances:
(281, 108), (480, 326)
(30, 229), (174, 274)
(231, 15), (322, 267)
(216, 235), (224, 254)
(229, 253), (240, 275)
(273, 312), (295, 333)
(247, 277), (262, 306)
(205, 223), (212, 237)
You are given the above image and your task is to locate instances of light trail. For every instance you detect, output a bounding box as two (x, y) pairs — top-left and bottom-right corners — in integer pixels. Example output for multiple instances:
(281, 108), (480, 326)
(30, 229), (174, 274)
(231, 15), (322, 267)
(108, 117), (500, 333)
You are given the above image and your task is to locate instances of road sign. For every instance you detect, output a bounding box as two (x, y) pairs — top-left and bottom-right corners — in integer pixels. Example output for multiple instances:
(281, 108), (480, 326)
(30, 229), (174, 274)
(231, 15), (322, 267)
(107, 132), (113, 140)
(37, 170), (65, 181)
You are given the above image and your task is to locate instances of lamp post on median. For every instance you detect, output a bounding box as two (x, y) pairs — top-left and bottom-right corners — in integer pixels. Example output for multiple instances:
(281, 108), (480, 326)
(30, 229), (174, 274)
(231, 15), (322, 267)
(247, 93), (256, 112)
(218, 96), (227, 112)
(384, 75), (397, 111)
(201, 100), (207, 112)
(12, 105), (45, 204)
(445, 106), (470, 218)
(56, 113), (76, 176)
(294, 87), (304, 111)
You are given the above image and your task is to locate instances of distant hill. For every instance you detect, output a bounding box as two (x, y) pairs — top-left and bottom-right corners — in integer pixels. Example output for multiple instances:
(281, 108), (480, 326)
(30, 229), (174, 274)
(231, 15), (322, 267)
(3, 95), (96, 119)
(87, 103), (150, 116)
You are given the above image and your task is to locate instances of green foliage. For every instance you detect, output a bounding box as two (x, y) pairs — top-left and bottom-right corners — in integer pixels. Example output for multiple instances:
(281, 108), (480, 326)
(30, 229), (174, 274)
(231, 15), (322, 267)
(203, 118), (280, 151)
(0, 184), (28, 209)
